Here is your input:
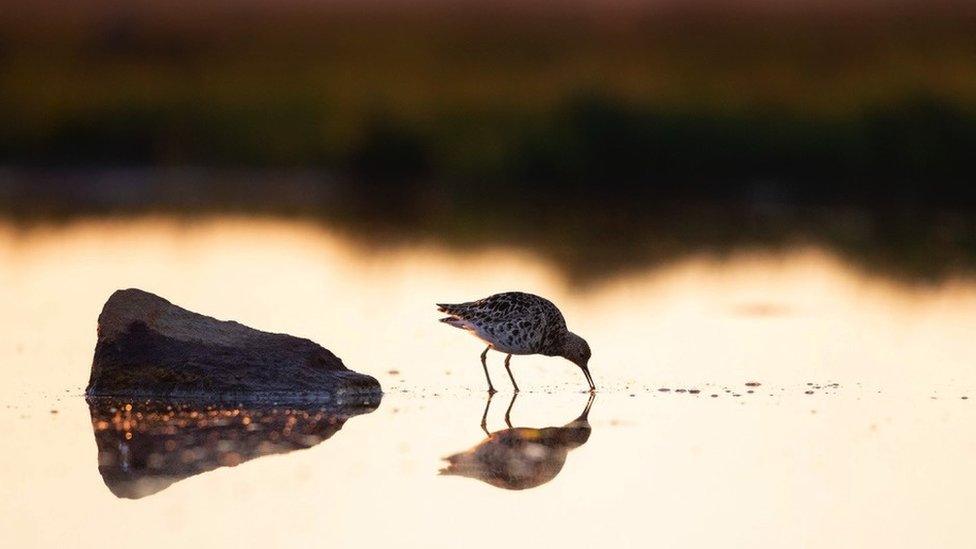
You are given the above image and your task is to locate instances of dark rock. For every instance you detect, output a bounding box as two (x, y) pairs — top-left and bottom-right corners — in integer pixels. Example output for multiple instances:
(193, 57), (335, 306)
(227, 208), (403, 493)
(86, 289), (381, 402)
(89, 398), (379, 499)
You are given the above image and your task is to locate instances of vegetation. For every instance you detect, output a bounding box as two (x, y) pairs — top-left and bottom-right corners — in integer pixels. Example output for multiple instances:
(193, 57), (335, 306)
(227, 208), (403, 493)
(1, 2), (975, 186)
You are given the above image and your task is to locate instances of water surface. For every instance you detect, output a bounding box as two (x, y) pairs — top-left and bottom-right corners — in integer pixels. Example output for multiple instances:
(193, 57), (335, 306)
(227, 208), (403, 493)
(2, 218), (975, 548)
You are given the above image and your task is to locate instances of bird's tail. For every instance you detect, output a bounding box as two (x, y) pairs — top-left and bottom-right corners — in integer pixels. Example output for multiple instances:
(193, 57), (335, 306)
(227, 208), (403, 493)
(438, 452), (478, 477)
(439, 316), (472, 330)
(436, 303), (461, 315)
(437, 302), (477, 330)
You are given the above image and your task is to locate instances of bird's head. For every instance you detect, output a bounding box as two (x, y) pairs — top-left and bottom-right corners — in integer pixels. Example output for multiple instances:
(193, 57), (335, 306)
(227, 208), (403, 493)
(559, 331), (591, 369)
(559, 332), (595, 391)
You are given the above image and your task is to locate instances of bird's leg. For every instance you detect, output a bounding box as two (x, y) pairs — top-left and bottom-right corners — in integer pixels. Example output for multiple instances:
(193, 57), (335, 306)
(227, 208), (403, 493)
(480, 392), (495, 435)
(481, 346), (497, 394)
(580, 365), (596, 392)
(504, 354), (520, 393)
(504, 392), (518, 428)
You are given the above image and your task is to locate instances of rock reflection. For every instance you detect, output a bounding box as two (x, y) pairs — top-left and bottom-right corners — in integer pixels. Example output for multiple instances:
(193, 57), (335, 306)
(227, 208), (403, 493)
(440, 393), (593, 490)
(88, 397), (380, 499)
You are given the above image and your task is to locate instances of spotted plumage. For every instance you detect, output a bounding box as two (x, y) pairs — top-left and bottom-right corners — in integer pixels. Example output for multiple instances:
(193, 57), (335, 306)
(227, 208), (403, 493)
(437, 291), (594, 393)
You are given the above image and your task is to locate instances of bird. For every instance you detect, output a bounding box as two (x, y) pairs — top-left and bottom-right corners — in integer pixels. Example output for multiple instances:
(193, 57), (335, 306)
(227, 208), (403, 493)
(437, 291), (594, 393)
(439, 392), (594, 490)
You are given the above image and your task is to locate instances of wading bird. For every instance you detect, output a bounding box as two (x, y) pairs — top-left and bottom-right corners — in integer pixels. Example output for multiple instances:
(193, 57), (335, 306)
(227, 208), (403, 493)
(437, 291), (594, 393)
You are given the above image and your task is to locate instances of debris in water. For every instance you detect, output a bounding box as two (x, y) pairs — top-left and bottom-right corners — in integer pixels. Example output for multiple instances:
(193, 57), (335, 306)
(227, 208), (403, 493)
(804, 390), (814, 395)
(710, 394), (718, 398)
(658, 388), (670, 392)
(50, 409), (58, 414)
(689, 389), (701, 394)
(387, 369), (400, 375)
(745, 381), (761, 387)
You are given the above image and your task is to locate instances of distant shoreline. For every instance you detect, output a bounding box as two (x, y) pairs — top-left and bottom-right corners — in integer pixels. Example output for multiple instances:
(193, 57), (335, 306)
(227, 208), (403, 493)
(2, 167), (973, 285)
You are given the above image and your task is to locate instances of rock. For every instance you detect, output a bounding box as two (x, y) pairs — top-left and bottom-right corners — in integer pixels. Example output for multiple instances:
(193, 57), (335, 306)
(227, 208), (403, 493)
(86, 289), (381, 402)
(89, 398), (379, 499)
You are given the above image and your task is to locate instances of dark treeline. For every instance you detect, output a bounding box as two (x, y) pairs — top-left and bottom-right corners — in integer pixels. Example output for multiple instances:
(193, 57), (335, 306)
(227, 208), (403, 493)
(5, 94), (974, 194)
(2, 2), (976, 188)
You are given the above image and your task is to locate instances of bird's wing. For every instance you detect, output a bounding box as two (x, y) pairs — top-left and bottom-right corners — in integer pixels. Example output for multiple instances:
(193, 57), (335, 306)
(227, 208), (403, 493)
(438, 292), (558, 324)
(437, 294), (568, 351)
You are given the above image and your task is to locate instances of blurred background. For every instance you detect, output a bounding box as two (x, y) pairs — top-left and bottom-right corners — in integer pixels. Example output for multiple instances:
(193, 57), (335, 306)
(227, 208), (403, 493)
(2, 0), (975, 282)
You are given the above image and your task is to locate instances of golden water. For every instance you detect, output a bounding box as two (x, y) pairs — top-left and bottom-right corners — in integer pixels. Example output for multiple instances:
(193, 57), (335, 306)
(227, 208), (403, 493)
(1, 218), (975, 548)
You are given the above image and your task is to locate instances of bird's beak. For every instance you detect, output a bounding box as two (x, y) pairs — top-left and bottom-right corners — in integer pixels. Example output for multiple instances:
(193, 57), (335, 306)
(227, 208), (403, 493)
(580, 364), (595, 392)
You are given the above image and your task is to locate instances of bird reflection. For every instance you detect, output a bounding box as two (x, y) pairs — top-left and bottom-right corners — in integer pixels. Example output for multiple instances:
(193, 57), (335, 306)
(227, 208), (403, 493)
(88, 397), (380, 499)
(439, 393), (594, 490)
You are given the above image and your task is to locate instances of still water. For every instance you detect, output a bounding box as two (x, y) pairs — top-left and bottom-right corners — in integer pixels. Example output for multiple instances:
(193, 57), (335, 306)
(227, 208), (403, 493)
(1, 218), (975, 548)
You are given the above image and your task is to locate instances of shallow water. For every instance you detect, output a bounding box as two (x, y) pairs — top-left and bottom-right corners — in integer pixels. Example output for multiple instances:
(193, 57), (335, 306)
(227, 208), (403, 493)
(2, 217), (975, 548)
